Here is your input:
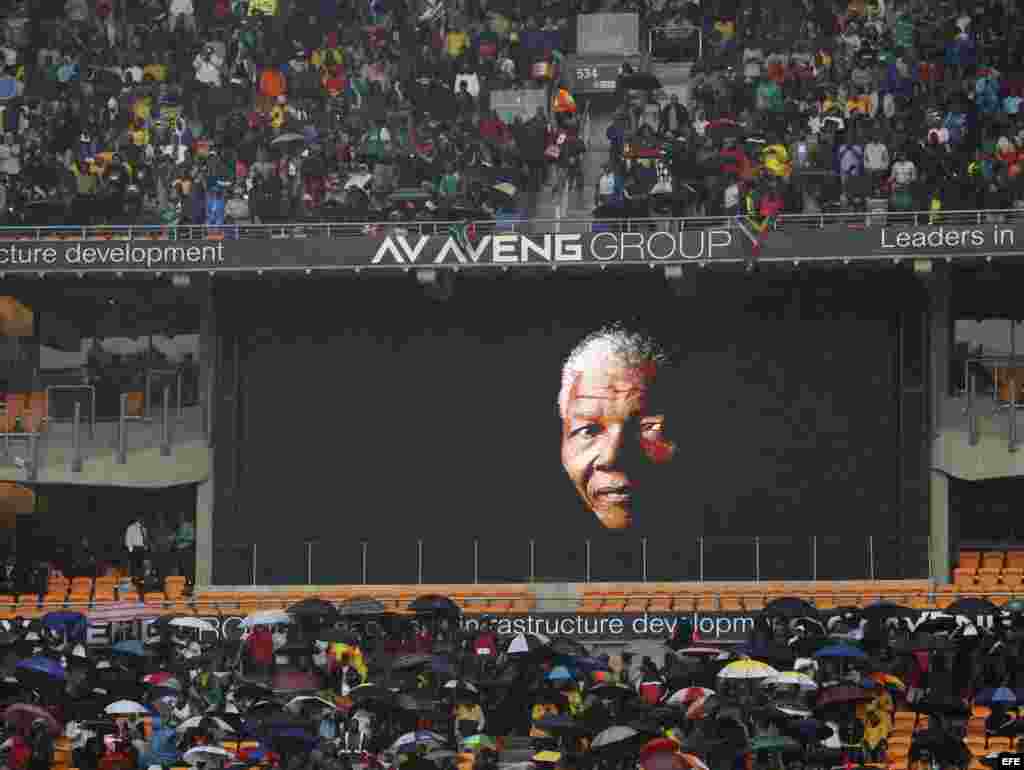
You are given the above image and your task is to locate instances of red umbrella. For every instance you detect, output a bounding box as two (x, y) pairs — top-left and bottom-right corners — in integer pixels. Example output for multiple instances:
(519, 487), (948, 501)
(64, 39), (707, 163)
(667, 687), (715, 706)
(3, 704), (60, 736)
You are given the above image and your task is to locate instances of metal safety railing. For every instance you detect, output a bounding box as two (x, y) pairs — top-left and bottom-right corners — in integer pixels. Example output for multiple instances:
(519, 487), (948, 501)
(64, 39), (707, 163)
(216, 535), (933, 587)
(0, 208), (1021, 243)
(44, 384), (96, 440)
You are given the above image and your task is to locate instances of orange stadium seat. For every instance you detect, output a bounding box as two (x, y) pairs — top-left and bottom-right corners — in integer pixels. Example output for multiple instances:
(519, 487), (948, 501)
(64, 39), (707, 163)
(93, 577), (117, 602)
(982, 551), (1006, 571)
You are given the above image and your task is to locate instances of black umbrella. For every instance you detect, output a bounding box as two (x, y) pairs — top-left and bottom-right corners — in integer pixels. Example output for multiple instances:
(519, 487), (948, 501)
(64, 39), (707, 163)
(397, 692), (440, 713)
(589, 683), (634, 701)
(315, 630), (360, 645)
(946, 598), (1000, 617)
(348, 683), (394, 706)
(909, 731), (970, 765)
(911, 696), (970, 719)
(762, 597), (819, 618)
(893, 633), (957, 652)
(749, 706), (794, 727)
(534, 714), (592, 736)
(287, 598), (340, 620)
(861, 602), (917, 620)
(235, 682), (275, 700)
(782, 718), (834, 744)
(408, 595), (461, 617)
(548, 637), (590, 657)
(816, 686), (874, 708)
(993, 721), (1024, 738)
(618, 73), (662, 91)
(337, 597), (387, 617)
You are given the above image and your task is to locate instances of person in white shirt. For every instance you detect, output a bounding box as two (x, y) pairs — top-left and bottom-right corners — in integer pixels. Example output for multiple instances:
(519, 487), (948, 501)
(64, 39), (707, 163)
(193, 48), (223, 87)
(124, 517), (148, 577)
(890, 155), (917, 187)
(864, 137), (890, 190)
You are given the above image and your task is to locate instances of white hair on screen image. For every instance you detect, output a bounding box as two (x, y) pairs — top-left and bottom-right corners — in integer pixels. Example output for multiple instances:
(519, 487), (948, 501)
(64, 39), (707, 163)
(558, 325), (669, 421)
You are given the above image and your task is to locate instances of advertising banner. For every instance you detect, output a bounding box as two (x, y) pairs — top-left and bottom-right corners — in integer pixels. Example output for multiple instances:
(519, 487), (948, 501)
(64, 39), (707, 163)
(577, 13), (640, 56)
(2, 224), (1024, 273)
(86, 607), (998, 646)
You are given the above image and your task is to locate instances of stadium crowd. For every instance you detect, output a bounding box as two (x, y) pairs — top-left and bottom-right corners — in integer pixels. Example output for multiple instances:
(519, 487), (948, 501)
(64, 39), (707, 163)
(0, 0), (1023, 228)
(603, 0), (1024, 223)
(0, 0), (590, 228)
(0, 597), (1017, 770)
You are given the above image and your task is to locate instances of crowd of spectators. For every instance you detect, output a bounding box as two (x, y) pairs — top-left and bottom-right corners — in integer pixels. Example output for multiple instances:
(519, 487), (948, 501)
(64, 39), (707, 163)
(600, 0), (1024, 224)
(0, 0), (600, 229)
(1, 0), (1023, 230)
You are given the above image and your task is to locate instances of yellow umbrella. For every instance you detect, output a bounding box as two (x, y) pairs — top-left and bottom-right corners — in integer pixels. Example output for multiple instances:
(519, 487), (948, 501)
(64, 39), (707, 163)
(717, 659), (778, 680)
(533, 752), (562, 763)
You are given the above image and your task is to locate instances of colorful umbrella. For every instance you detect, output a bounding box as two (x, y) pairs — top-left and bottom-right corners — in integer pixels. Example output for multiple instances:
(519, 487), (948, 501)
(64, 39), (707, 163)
(462, 735), (497, 751)
(15, 657), (65, 680)
(143, 672), (177, 685)
(546, 666), (572, 681)
(814, 644), (867, 660)
(3, 704), (60, 736)
(977, 687), (1018, 706)
(717, 659), (778, 680)
(868, 672), (905, 691)
(667, 687), (715, 706)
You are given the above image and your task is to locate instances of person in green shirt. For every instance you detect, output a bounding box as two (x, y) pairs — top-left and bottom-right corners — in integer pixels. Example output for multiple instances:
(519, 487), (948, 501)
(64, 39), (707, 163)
(174, 514), (195, 579)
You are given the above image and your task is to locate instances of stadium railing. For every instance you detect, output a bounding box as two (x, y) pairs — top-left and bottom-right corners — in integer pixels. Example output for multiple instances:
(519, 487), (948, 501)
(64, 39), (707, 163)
(0, 209), (1019, 242)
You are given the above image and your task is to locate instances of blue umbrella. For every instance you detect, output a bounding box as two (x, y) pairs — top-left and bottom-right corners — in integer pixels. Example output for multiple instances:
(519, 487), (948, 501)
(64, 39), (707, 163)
(976, 687), (1018, 706)
(15, 657), (66, 680)
(427, 656), (455, 676)
(547, 666), (572, 681)
(814, 644), (867, 660)
(41, 612), (88, 643)
(112, 640), (147, 657)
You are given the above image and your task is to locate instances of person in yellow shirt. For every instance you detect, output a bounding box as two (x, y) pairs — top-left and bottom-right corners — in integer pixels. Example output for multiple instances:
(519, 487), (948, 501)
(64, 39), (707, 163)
(446, 29), (469, 58)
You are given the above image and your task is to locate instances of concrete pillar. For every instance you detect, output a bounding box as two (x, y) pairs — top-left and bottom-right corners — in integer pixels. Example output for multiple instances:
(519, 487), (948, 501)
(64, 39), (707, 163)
(194, 276), (216, 588)
(930, 469), (950, 585)
(195, 475), (214, 587)
(925, 261), (952, 584)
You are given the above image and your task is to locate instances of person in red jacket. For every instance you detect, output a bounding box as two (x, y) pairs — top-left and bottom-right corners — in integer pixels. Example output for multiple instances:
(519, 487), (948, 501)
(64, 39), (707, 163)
(247, 625), (274, 678)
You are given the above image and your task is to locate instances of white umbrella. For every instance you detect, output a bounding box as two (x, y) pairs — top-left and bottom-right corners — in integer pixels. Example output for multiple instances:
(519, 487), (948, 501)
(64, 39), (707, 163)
(764, 671), (817, 690)
(592, 725), (639, 749)
(168, 618), (217, 633)
(285, 696), (337, 711)
(175, 716), (235, 734)
(183, 746), (235, 765)
(270, 132), (305, 145)
(777, 706), (812, 718)
(507, 632), (549, 655)
(104, 700), (148, 715)
(242, 610), (292, 628)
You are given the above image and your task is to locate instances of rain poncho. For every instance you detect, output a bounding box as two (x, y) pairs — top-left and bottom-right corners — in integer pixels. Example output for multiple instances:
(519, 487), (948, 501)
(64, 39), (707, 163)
(858, 692), (892, 751)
